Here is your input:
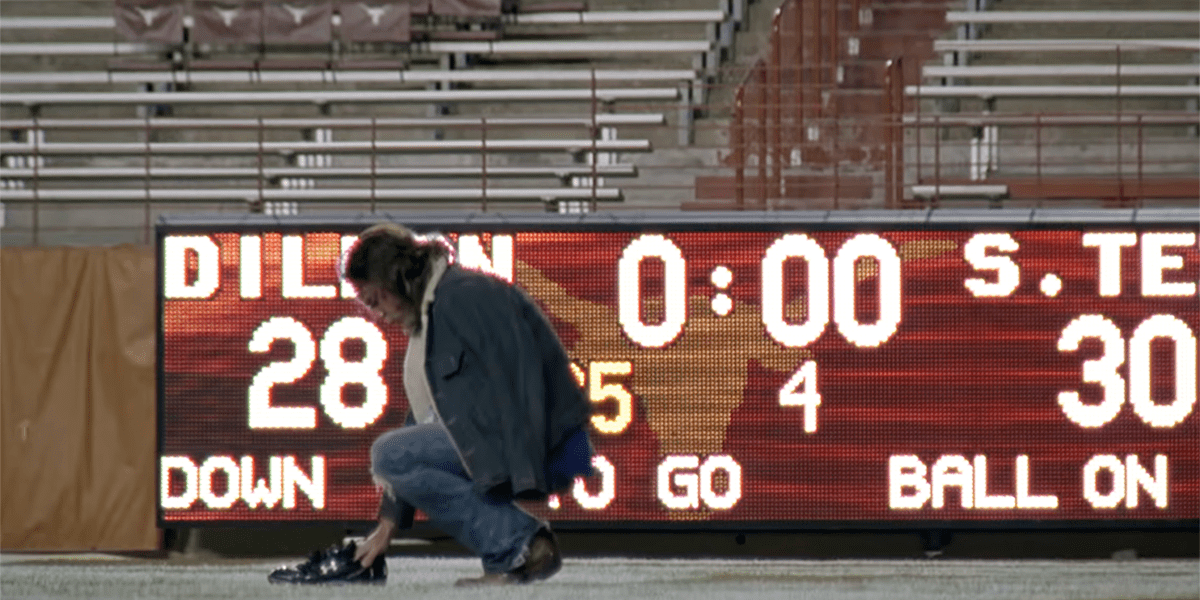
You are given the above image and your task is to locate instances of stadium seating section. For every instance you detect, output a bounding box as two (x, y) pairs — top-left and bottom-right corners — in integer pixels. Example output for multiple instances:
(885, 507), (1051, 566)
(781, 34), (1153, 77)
(0, 0), (1196, 243)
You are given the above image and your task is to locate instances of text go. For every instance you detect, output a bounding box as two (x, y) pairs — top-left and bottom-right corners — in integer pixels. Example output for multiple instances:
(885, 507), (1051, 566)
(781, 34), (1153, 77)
(657, 455), (743, 510)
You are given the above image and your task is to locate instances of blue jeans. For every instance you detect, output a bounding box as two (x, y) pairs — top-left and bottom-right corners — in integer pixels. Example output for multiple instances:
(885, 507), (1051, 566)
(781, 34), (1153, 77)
(370, 423), (544, 573)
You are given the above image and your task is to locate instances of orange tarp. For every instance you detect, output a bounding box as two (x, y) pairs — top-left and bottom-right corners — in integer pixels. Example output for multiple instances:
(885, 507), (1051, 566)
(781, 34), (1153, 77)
(1, 245), (158, 550)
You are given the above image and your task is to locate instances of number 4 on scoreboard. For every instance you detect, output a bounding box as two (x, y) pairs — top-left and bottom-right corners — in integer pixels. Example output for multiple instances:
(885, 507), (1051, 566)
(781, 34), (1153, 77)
(779, 361), (821, 433)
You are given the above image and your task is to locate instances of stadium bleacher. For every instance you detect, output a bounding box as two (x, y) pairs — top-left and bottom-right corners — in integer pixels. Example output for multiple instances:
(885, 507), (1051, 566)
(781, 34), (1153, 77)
(1, 0), (731, 241)
(910, 3), (1199, 205)
(0, 0), (1197, 244)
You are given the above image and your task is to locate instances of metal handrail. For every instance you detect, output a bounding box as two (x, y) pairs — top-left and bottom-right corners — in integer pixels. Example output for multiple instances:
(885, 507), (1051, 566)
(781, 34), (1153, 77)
(0, 115), (667, 130)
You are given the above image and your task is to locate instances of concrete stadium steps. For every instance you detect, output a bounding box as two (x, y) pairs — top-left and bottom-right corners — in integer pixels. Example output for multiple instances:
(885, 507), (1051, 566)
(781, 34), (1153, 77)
(699, 0), (955, 209)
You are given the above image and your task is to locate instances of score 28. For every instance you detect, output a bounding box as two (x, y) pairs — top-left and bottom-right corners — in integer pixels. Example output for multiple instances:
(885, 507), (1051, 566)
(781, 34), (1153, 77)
(245, 318), (641, 433)
(247, 316), (390, 429)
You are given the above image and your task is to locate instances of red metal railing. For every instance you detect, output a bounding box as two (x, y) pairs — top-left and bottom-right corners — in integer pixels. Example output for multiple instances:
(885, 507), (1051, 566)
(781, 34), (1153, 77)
(719, 0), (1199, 210)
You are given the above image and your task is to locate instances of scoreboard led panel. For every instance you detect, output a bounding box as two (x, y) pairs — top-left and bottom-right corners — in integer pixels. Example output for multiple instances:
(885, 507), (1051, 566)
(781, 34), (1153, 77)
(157, 211), (1199, 527)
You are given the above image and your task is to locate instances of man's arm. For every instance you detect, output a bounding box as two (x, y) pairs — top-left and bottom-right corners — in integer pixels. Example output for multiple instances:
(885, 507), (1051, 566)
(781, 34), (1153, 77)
(353, 515), (396, 568)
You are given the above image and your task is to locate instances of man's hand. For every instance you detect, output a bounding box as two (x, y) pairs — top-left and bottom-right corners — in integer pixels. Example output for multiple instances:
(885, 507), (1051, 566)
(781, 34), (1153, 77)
(354, 517), (397, 568)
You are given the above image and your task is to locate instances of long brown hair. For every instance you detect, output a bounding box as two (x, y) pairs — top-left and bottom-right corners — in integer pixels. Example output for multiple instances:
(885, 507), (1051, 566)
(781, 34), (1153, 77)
(340, 223), (451, 332)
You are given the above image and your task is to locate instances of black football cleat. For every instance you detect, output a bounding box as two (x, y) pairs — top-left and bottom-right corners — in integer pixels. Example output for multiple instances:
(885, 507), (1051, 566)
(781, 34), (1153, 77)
(268, 541), (387, 585)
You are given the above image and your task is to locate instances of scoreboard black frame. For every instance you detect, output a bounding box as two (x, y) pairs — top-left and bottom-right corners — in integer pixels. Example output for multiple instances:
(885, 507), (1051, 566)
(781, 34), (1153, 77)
(156, 208), (1199, 531)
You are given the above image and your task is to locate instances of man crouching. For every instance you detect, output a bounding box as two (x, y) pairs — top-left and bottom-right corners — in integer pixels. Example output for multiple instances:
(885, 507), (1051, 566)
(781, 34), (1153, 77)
(341, 223), (593, 586)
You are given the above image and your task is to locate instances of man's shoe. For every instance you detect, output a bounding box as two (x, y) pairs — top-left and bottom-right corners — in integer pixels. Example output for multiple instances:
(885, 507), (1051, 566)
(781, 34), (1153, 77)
(517, 527), (563, 582)
(268, 541), (387, 585)
(455, 527), (562, 587)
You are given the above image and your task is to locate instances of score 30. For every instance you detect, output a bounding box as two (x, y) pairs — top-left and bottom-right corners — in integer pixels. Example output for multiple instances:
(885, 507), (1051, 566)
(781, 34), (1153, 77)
(964, 231), (1198, 429)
